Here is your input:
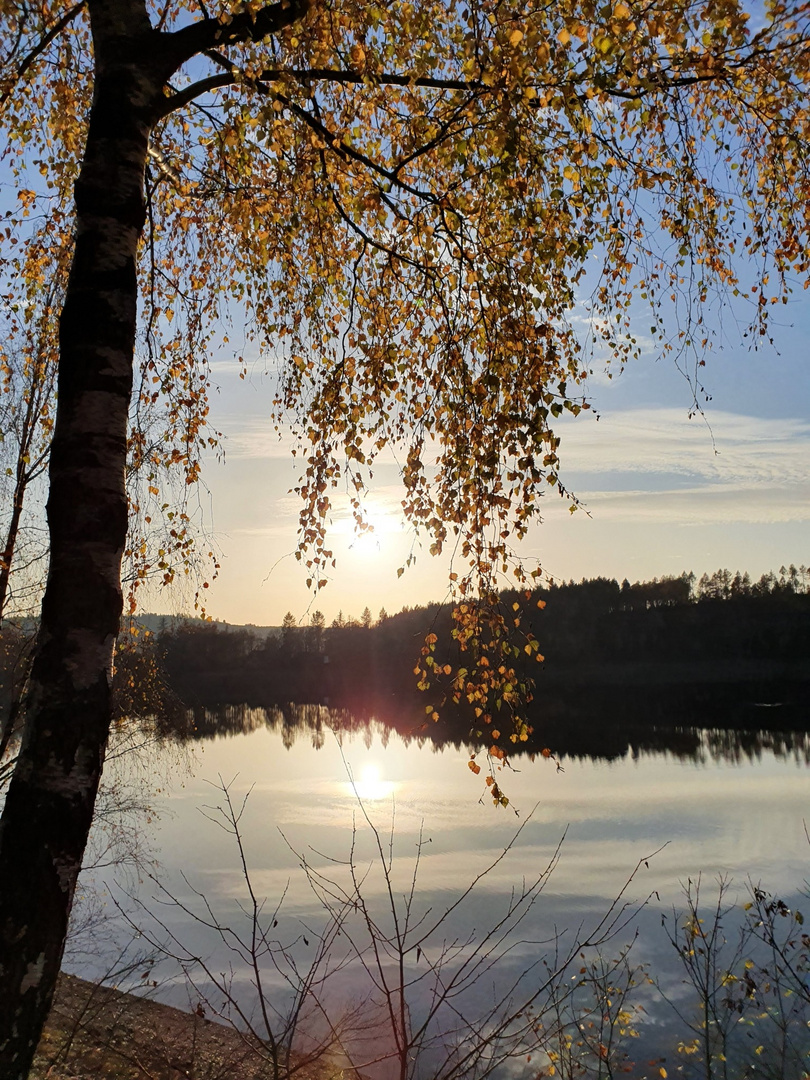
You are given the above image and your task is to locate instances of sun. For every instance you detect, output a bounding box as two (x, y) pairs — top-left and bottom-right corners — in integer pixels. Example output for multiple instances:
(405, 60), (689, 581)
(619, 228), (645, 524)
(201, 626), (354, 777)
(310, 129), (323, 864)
(350, 526), (383, 555)
(332, 499), (404, 556)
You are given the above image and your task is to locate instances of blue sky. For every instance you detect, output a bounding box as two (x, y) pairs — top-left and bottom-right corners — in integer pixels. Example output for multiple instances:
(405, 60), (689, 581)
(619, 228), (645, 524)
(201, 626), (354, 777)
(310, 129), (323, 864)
(186, 290), (810, 626)
(4, 103), (807, 630)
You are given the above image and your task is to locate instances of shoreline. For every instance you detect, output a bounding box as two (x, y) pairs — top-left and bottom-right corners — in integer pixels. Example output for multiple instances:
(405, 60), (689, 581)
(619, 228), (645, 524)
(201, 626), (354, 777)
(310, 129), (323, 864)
(34, 972), (348, 1080)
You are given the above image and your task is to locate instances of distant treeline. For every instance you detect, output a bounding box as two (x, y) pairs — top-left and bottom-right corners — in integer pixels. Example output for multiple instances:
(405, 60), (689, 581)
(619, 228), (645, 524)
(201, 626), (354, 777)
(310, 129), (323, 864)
(1, 566), (807, 750)
(156, 567), (810, 728)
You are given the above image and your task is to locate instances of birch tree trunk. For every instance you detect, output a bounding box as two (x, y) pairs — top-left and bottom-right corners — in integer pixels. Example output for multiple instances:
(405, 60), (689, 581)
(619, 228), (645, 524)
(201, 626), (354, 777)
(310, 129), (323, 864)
(0, 5), (159, 1073)
(0, 0), (309, 1067)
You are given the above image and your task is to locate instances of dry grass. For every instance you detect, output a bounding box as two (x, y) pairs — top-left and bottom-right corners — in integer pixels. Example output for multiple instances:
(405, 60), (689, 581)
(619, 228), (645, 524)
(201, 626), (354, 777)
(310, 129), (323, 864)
(32, 973), (349, 1080)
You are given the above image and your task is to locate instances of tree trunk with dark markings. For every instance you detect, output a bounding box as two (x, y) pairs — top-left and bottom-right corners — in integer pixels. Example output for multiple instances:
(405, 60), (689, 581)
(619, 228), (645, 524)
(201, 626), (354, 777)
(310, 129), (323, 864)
(0, 1), (308, 1072)
(0, 4), (157, 1073)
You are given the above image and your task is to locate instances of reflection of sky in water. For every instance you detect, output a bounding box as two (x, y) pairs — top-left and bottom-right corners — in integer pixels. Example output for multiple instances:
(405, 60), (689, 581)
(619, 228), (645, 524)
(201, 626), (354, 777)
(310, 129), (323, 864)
(157, 726), (810, 896)
(85, 723), (810, 1076)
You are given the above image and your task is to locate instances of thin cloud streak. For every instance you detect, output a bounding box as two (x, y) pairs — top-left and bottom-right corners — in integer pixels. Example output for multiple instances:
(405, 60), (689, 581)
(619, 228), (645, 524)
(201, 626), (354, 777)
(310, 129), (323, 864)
(222, 418), (298, 460)
(224, 407), (809, 483)
(563, 483), (810, 525)
(547, 408), (809, 525)
(558, 408), (810, 486)
(218, 407), (808, 535)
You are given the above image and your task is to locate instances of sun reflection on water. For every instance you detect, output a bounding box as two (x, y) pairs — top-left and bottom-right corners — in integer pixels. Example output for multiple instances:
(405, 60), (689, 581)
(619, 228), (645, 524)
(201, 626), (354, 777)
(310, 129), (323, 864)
(346, 762), (397, 801)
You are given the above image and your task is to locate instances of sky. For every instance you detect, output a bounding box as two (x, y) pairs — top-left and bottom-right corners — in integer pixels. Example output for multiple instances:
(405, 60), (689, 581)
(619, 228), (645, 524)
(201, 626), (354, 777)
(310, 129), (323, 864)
(168, 288), (810, 628)
(1, 11), (807, 632)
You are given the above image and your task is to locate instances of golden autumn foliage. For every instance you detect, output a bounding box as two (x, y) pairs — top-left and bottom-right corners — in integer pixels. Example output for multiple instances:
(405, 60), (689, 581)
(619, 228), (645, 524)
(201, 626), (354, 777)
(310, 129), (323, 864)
(2, 0), (810, 747)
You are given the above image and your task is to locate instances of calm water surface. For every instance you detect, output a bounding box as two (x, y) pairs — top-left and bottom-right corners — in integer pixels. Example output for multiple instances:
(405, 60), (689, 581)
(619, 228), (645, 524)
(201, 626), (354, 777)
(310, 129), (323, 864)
(84, 710), (810, 1076)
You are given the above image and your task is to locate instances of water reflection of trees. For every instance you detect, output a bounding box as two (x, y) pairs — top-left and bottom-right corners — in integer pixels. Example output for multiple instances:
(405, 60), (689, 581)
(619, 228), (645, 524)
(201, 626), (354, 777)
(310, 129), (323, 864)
(178, 702), (810, 767)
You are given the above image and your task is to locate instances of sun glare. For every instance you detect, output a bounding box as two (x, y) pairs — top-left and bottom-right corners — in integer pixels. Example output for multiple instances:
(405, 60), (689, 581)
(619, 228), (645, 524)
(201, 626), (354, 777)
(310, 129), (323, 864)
(350, 529), (383, 555)
(331, 500), (404, 557)
(349, 762), (396, 801)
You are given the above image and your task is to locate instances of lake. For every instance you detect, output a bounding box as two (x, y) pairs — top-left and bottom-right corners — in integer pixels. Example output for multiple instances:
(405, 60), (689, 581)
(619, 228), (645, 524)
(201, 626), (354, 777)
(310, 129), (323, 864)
(79, 705), (810, 1078)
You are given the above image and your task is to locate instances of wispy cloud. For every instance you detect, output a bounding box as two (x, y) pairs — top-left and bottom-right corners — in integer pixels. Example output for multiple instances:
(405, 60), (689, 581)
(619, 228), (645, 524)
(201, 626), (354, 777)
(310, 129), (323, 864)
(227, 487), (409, 540)
(221, 417), (298, 460)
(559, 408), (810, 486)
(567, 483), (810, 525)
(219, 413), (431, 468)
(220, 407), (809, 531)
(550, 408), (810, 525)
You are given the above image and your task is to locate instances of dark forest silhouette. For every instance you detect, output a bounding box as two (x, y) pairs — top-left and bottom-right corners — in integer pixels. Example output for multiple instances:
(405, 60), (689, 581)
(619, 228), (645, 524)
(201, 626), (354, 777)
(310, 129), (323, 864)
(3, 565), (808, 767)
(151, 566), (809, 743)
